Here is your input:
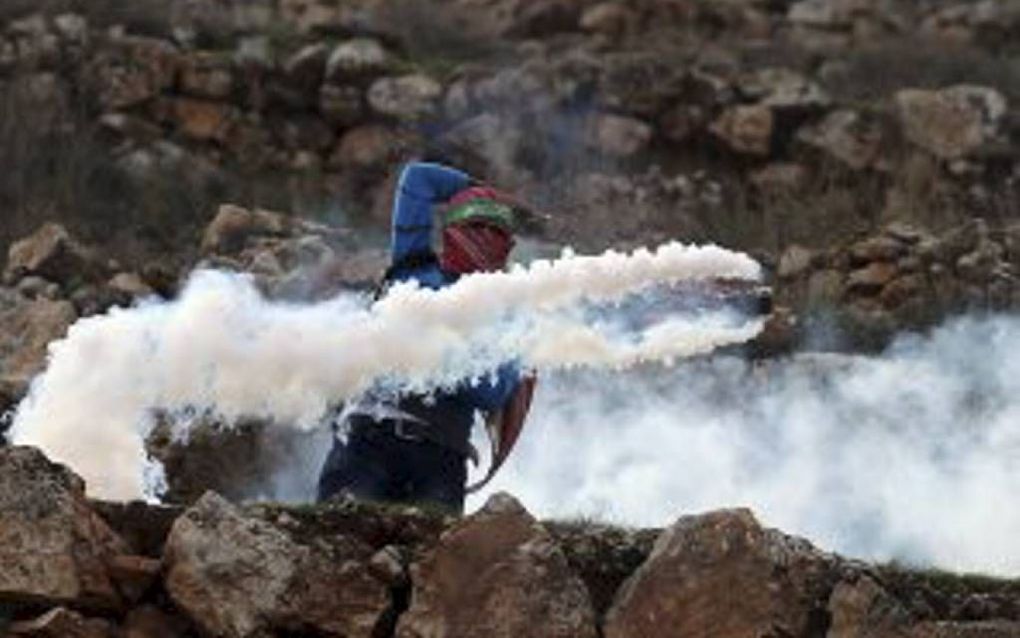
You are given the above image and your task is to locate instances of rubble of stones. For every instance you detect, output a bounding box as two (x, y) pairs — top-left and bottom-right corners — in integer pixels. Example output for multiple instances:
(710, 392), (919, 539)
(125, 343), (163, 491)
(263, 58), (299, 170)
(1, 443), (1020, 637)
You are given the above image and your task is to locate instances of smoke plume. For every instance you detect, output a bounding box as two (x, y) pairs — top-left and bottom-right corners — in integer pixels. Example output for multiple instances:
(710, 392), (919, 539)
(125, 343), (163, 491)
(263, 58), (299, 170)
(475, 316), (1020, 576)
(8, 241), (760, 501)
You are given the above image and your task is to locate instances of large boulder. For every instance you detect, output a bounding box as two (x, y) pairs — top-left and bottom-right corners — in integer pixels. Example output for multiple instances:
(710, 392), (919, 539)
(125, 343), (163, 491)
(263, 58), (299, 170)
(4, 223), (106, 286)
(604, 508), (837, 638)
(164, 492), (390, 638)
(0, 446), (130, 612)
(396, 493), (598, 638)
(895, 86), (1008, 160)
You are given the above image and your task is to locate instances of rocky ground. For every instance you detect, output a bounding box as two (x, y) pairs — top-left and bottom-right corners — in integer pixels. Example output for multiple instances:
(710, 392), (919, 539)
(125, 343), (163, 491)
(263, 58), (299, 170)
(3, 444), (1020, 638)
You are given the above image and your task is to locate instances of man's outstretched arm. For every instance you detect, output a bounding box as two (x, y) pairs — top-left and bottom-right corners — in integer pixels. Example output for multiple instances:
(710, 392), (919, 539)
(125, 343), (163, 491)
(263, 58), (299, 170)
(391, 162), (471, 266)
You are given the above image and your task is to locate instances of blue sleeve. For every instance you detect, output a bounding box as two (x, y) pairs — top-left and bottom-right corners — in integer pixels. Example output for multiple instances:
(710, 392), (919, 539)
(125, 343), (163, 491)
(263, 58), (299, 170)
(391, 162), (471, 265)
(460, 362), (521, 412)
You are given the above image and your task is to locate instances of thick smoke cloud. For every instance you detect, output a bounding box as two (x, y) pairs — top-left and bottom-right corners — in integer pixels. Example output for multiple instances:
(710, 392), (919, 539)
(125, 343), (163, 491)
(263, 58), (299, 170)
(8, 241), (760, 501)
(473, 316), (1020, 576)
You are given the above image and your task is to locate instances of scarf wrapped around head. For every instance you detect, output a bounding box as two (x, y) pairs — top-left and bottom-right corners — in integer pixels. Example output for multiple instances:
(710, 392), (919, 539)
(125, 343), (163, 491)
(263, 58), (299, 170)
(440, 188), (516, 274)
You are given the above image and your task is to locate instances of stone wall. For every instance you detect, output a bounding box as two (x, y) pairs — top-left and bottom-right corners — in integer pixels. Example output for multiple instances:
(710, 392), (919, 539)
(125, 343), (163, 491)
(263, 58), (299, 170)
(3, 445), (1020, 638)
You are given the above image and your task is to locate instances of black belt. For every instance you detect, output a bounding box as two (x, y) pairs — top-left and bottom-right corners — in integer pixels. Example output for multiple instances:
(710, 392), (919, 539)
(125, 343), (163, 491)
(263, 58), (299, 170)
(347, 414), (479, 464)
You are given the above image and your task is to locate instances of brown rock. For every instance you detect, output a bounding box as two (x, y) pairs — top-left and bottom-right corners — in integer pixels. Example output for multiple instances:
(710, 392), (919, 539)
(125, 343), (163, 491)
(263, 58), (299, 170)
(710, 104), (774, 156)
(0, 446), (130, 611)
(201, 204), (289, 256)
(396, 493), (598, 638)
(896, 86), (1008, 159)
(5, 223), (104, 284)
(165, 492), (389, 638)
(827, 574), (913, 638)
(179, 51), (234, 99)
(0, 291), (77, 391)
(589, 113), (654, 157)
(847, 262), (899, 294)
(85, 36), (180, 110)
(172, 98), (235, 142)
(367, 74), (443, 121)
(8, 607), (114, 638)
(798, 109), (884, 170)
(605, 508), (836, 638)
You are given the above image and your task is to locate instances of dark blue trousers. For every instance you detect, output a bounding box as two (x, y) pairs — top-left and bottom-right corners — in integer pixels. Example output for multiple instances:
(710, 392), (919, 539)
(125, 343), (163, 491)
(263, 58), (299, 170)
(316, 421), (468, 513)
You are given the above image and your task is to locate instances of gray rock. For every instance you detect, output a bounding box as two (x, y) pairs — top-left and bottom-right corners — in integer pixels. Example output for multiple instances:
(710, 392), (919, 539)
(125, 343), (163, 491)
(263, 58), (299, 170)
(165, 492), (389, 638)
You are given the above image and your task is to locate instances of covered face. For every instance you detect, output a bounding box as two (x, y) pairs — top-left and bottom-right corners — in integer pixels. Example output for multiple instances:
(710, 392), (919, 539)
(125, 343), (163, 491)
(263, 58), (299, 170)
(440, 188), (516, 274)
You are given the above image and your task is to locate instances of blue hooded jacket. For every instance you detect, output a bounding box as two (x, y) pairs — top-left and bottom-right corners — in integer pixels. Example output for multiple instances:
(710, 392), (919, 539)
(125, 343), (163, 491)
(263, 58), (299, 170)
(381, 162), (520, 449)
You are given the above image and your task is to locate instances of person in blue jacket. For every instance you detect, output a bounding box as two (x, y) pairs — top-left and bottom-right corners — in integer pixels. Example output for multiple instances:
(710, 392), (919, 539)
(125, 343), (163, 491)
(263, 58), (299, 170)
(317, 161), (523, 513)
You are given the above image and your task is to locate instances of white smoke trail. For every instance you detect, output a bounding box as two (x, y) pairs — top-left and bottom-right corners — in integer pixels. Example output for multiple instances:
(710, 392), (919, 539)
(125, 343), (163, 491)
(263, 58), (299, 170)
(473, 315), (1020, 576)
(8, 241), (761, 501)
